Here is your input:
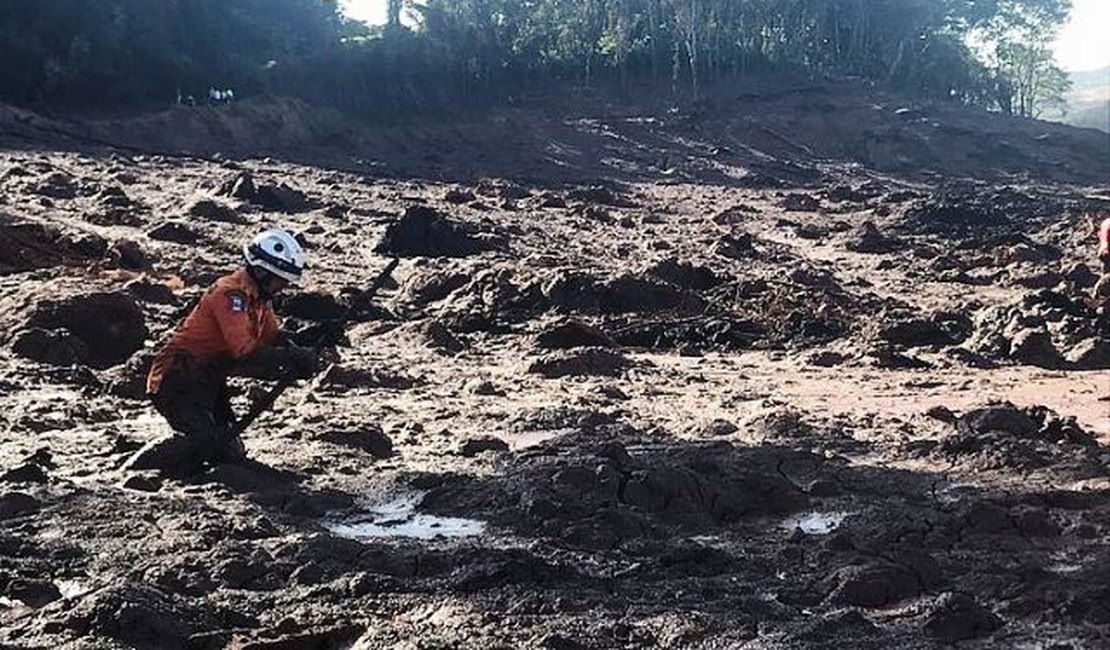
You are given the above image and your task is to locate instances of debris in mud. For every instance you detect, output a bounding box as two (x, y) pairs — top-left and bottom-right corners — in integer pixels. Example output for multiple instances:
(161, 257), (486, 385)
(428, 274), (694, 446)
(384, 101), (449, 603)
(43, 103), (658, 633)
(375, 205), (498, 258)
(5, 291), (147, 369)
(527, 348), (634, 378)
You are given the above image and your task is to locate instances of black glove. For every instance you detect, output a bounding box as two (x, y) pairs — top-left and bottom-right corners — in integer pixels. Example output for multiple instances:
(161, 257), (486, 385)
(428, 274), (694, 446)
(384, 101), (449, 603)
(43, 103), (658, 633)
(282, 344), (319, 380)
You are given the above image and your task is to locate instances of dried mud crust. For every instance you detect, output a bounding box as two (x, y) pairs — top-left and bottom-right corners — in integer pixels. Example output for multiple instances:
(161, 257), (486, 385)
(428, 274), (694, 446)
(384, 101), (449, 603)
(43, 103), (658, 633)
(1, 91), (1109, 648)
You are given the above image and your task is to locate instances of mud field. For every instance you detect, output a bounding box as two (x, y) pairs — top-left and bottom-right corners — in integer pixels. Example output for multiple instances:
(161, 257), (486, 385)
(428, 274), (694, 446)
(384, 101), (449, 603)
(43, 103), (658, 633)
(1, 88), (1110, 648)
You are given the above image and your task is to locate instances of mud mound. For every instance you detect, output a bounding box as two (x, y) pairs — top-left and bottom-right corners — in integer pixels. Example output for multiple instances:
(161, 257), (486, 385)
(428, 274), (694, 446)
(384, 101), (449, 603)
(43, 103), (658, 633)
(937, 403), (1104, 474)
(0, 215), (104, 274)
(375, 205), (499, 258)
(424, 432), (811, 549)
(527, 348), (633, 378)
(533, 319), (614, 349)
(545, 272), (702, 315)
(435, 269), (546, 332)
(6, 292), (147, 369)
(903, 187), (1063, 238)
(964, 290), (1102, 369)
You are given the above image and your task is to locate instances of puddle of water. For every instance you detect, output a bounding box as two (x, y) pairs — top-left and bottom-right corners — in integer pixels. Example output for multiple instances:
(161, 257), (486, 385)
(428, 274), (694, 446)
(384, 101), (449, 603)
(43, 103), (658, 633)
(781, 511), (852, 536)
(326, 493), (486, 541)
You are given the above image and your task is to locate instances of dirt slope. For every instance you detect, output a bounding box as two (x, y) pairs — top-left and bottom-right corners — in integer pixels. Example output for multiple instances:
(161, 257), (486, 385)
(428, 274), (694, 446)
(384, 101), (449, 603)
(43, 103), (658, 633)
(1, 85), (1109, 649)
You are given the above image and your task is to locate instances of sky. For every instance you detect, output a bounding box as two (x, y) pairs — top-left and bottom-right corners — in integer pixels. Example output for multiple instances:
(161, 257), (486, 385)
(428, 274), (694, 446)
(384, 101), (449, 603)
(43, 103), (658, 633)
(1054, 0), (1110, 72)
(341, 0), (1110, 73)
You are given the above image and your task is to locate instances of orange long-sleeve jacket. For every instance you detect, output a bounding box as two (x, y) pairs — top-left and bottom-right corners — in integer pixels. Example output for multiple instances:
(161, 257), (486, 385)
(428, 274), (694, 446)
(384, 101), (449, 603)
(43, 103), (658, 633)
(147, 269), (280, 394)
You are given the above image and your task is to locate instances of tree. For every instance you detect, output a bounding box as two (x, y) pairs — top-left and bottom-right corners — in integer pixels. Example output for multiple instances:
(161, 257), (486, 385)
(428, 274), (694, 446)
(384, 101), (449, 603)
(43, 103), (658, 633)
(972, 0), (1073, 117)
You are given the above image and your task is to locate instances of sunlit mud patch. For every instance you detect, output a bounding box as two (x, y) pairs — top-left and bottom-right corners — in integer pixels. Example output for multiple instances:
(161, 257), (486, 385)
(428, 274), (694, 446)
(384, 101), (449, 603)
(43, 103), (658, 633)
(326, 492), (486, 541)
(55, 578), (92, 599)
(781, 511), (852, 535)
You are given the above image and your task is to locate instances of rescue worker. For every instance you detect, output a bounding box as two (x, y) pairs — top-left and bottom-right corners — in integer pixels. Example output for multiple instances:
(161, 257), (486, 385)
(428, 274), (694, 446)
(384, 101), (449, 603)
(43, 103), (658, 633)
(1093, 213), (1110, 305)
(126, 228), (315, 477)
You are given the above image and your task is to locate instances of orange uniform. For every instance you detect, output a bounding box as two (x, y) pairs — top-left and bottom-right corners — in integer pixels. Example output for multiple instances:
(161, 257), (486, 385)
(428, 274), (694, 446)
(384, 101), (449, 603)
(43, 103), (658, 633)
(147, 269), (280, 394)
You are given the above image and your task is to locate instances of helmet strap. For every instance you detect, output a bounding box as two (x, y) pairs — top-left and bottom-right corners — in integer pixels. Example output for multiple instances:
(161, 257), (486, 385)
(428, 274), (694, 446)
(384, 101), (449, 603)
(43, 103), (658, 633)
(246, 265), (277, 300)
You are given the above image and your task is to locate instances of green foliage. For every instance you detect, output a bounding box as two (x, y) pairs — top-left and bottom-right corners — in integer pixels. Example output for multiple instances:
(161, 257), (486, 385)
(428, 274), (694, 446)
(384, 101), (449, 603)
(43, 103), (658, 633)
(0, 0), (1075, 118)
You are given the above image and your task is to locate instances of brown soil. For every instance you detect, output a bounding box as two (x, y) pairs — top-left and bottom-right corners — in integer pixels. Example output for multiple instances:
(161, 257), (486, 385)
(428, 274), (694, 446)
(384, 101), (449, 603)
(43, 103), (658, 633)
(0, 84), (1108, 649)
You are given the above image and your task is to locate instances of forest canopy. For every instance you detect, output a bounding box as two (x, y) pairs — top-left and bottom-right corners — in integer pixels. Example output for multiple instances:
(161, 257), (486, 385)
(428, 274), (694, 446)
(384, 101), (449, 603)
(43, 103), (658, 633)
(0, 0), (1072, 118)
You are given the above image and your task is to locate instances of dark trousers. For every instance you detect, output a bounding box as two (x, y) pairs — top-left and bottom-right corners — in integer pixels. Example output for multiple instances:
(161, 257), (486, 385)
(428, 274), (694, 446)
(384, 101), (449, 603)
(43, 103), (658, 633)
(126, 363), (243, 477)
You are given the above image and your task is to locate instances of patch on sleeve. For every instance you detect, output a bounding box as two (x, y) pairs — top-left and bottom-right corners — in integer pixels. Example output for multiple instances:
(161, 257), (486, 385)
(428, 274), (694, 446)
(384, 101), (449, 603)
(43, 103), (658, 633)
(227, 292), (247, 313)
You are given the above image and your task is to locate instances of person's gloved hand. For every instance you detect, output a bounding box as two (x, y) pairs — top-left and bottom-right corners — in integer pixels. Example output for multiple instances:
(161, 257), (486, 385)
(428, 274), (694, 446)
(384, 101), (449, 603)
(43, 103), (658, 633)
(282, 344), (319, 379)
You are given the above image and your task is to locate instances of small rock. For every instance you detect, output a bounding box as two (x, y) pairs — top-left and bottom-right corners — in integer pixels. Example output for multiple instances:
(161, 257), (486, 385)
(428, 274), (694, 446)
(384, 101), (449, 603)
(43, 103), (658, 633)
(421, 320), (466, 354)
(534, 320), (613, 349)
(0, 492), (40, 519)
(148, 221), (201, 244)
(220, 172), (257, 200)
(924, 405), (957, 423)
(466, 379), (502, 396)
(1009, 329), (1062, 368)
(319, 425), (394, 459)
(1012, 270), (1064, 290)
(780, 194), (821, 212)
(923, 592), (1001, 642)
(1066, 338), (1110, 370)
(702, 419), (738, 436)
(188, 198), (243, 223)
(444, 188), (476, 204)
(0, 464), (48, 484)
(4, 579), (61, 607)
(109, 239), (150, 270)
(1063, 262), (1098, 289)
(527, 348), (633, 378)
(460, 436), (510, 457)
(121, 474), (162, 492)
(807, 479), (841, 497)
(807, 351), (850, 367)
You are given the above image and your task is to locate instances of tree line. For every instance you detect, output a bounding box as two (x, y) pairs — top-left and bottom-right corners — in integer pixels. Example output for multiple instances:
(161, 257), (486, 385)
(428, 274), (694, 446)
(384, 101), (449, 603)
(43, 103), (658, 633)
(0, 0), (1073, 119)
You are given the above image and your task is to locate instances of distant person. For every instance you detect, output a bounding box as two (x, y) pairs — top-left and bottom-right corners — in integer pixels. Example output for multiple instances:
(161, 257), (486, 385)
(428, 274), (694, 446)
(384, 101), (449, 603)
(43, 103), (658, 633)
(225, 89), (235, 103)
(1096, 212), (1110, 273)
(1092, 213), (1110, 311)
(209, 87), (220, 104)
(125, 228), (316, 477)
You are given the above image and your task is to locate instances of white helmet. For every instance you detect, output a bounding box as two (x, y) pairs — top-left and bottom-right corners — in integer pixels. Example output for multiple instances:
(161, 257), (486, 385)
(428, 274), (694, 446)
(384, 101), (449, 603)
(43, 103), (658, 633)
(243, 228), (305, 283)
